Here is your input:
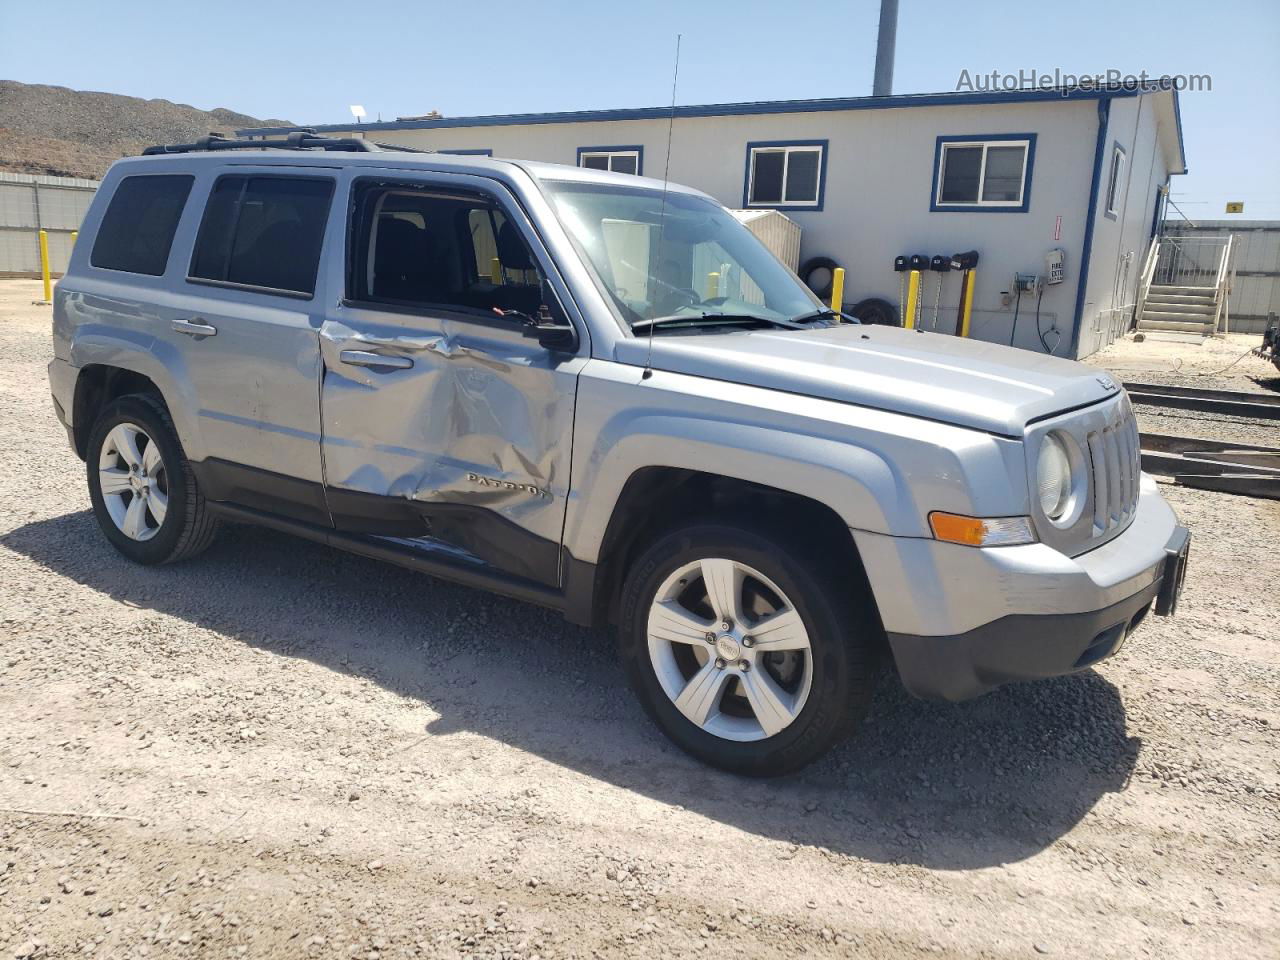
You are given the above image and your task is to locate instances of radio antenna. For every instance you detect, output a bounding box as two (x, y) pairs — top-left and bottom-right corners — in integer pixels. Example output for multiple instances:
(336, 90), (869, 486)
(643, 33), (681, 380)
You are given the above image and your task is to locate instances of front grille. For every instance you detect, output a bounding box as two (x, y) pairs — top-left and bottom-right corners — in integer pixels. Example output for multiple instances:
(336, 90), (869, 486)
(1084, 399), (1141, 536)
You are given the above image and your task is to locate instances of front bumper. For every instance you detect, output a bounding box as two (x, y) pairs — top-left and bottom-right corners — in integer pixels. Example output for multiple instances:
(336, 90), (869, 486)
(852, 477), (1187, 701)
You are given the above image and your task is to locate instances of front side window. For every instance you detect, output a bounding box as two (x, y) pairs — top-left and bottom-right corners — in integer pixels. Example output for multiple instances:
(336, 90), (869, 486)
(546, 180), (821, 331)
(1105, 143), (1127, 219)
(745, 142), (825, 208)
(189, 175), (333, 296)
(90, 174), (193, 276)
(577, 147), (642, 176)
(347, 182), (545, 319)
(933, 135), (1034, 211)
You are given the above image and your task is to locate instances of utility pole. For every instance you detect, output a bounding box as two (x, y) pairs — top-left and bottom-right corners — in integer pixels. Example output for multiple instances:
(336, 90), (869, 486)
(873, 0), (898, 97)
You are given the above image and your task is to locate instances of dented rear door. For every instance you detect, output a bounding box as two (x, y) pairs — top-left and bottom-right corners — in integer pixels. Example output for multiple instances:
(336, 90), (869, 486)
(317, 169), (586, 587)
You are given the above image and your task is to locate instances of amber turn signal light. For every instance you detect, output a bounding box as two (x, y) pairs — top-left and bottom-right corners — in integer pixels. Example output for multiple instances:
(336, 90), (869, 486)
(928, 512), (1035, 547)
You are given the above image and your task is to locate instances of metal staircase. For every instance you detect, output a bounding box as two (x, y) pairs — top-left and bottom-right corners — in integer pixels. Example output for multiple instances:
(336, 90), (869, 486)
(1136, 235), (1234, 338)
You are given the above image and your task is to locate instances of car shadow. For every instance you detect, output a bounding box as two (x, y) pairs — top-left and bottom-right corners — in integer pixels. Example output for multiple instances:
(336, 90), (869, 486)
(2, 511), (1141, 870)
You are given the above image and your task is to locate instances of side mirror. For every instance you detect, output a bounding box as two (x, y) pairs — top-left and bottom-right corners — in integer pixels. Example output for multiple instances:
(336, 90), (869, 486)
(523, 280), (578, 351)
(494, 287), (578, 352)
(524, 308), (577, 351)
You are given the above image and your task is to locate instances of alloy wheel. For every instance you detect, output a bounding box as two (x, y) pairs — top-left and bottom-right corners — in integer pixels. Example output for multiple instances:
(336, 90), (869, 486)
(98, 422), (169, 542)
(646, 558), (814, 742)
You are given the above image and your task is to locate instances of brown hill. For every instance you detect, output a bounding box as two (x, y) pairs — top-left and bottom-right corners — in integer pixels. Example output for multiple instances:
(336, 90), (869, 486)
(0, 80), (292, 180)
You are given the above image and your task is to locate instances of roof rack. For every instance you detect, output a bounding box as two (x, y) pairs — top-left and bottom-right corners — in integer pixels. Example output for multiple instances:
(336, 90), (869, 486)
(142, 130), (428, 156)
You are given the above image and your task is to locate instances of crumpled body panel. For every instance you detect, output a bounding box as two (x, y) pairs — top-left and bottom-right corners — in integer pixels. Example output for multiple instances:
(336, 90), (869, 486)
(319, 307), (583, 586)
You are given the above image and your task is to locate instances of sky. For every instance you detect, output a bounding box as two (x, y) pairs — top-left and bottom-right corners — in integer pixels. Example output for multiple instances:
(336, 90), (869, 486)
(3, 0), (1278, 218)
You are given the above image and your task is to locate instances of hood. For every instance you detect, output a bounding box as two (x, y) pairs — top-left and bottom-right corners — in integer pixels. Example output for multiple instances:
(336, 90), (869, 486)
(615, 324), (1119, 437)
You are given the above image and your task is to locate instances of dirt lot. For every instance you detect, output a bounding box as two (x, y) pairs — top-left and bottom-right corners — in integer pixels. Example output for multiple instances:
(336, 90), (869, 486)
(1, 278), (1277, 959)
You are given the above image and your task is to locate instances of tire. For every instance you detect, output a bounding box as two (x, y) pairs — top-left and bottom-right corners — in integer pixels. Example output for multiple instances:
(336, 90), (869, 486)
(850, 296), (900, 327)
(618, 522), (879, 776)
(85, 393), (220, 565)
(798, 256), (839, 301)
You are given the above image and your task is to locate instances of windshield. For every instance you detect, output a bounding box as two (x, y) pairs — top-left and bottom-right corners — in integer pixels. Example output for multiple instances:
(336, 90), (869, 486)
(544, 180), (823, 331)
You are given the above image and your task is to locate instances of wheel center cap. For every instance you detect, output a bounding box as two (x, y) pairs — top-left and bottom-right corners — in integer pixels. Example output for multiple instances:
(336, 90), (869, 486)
(715, 635), (741, 661)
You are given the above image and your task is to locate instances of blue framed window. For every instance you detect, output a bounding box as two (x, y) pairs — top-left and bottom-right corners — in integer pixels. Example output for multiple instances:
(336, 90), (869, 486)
(1104, 141), (1126, 220)
(743, 140), (827, 211)
(437, 148), (493, 156)
(931, 133), (1036, 213)
(577, 145), (643, 176)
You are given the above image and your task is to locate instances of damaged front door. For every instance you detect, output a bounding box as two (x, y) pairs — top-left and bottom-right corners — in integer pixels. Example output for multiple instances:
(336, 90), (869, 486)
(318, 172), (585, 587)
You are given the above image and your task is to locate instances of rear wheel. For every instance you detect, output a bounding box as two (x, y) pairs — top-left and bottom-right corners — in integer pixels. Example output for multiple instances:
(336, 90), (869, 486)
(86, 394), (219, 564)
(619, 523), (879, 776)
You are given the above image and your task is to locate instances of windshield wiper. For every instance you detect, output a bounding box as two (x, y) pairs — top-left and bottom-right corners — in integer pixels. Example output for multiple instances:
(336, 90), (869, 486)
(790, 308), (857, 325)
(631, 312), (806, 331)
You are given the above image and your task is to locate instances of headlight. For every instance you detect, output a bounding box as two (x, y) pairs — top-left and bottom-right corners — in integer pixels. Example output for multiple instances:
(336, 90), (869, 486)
(1037, 433), (1073, 521)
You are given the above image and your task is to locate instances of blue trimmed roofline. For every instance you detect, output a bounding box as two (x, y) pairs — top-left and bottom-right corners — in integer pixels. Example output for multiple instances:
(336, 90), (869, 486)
(237, 84), (1174, 138)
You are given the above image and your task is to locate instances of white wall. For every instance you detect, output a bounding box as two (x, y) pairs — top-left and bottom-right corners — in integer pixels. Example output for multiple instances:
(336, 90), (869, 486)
(1077, 95), (1171, 357)
(324, 99), (1114, 355)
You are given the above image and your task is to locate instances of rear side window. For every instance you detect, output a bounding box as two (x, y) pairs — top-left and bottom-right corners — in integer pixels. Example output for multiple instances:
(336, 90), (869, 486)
(90, 175), (193, 276)
(190, 175), (333, 296)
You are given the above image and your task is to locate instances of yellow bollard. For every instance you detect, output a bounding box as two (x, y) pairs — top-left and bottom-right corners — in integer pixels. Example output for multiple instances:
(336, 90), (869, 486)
(71, 230), (78, 247)
(39, 229), (52, 303)
(490, 257), (504, 285)
(904, 269), (921, 330)
(705, 271), (720, 300)
(831, 267), (845, 318)
(959, 270), (976, 337)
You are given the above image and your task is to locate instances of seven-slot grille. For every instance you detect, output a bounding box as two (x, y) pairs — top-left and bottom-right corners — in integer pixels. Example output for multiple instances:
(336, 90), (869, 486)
(1085, 399), (1141, 535)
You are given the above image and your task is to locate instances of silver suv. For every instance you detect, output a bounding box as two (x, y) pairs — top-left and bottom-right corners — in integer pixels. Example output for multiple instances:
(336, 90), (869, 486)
(48, 136), (1190, 775)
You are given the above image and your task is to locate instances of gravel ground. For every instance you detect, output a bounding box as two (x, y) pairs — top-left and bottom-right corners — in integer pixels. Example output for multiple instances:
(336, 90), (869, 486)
(2, 279), (1277, 959)
(1086, 333), (1280, 452)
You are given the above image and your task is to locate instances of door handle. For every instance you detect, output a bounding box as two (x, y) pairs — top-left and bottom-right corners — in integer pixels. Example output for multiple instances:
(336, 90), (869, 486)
(171, 318), (217, 337)
(339, 350), (414, 370)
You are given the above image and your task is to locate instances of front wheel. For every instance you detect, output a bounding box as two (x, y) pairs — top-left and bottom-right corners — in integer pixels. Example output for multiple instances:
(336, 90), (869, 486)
(618, 523), (879, 776)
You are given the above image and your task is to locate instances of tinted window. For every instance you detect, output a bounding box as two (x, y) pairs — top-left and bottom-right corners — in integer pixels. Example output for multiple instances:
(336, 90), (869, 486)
(1106, 148), (1126, 214)
(940, 146), (983, 202)
(749, 151), (784, 204)
(90, 175), (193, 276)
(610, 155), (638, 175)
(190, 176), (333, 295)
(349, 183), (544, 319)
(982, 146), (1026, 202)
(784, 150), (820, 202)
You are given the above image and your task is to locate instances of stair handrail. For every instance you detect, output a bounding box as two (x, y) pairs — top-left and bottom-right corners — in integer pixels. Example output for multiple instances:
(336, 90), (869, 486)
(1212, 233), (1233, 333)
(1135, 234), (1162, 328)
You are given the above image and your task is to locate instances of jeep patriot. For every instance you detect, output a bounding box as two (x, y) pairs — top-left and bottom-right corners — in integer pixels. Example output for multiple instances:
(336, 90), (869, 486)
(48, 136), (1190, 774)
